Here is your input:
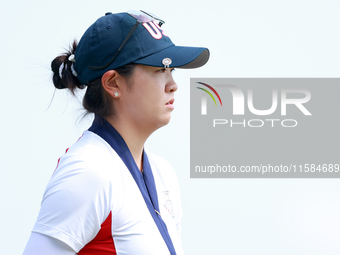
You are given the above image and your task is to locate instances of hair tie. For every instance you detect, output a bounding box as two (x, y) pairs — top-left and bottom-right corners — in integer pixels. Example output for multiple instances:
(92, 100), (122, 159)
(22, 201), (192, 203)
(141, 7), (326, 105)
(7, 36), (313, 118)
(70, 64), (78, 77)
(59, 63), (64, 79)
(68, 54), (76, 62)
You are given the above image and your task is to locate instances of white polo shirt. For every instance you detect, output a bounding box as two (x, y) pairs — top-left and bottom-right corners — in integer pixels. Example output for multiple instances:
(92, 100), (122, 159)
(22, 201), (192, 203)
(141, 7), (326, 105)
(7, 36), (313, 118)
(32, 130), (184, 255)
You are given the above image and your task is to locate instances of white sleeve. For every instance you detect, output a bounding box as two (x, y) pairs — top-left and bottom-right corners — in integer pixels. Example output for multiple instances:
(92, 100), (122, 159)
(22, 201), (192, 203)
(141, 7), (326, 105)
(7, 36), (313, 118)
(22, 232), (76, 255)
(32, 139), (113, 252)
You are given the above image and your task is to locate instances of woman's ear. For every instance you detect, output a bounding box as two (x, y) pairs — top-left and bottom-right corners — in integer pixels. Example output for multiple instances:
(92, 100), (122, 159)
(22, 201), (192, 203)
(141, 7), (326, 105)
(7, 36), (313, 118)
(101, 70), (121, 99)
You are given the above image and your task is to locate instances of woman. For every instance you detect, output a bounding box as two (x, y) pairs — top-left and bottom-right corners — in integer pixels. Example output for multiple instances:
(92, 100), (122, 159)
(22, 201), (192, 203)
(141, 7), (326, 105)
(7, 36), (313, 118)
(23, 10), (209, 255)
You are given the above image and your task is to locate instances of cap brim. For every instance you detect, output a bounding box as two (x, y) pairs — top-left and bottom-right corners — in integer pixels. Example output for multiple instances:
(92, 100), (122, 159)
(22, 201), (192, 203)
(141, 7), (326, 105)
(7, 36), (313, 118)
(133, 46), (209, 69)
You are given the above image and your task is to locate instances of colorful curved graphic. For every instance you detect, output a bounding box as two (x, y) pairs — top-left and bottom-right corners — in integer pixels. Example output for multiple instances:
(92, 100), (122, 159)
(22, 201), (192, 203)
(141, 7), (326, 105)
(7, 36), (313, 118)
(196, 82), (223, 106)
(196, 87), (217, 105)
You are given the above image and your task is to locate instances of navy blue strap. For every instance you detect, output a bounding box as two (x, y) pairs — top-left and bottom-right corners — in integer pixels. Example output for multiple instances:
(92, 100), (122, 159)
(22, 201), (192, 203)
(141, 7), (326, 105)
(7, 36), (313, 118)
(89, 115), (176, 255)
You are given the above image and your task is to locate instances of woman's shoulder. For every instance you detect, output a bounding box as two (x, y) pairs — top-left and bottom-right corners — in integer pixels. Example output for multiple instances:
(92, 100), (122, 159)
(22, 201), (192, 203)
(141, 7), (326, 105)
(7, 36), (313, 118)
(52, 130), (121, 185)
(64, 130), (113, 158)
(59, 130), (121, 166)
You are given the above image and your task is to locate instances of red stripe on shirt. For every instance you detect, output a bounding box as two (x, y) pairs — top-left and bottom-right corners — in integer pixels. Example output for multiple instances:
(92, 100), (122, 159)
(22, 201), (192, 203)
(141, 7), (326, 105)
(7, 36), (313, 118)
(78, 211), (116, 255)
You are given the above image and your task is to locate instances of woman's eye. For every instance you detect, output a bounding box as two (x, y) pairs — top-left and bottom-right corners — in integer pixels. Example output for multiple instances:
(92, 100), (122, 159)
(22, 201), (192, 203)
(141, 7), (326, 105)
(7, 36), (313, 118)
(157, 68), (176, 73)
(157, 68), (166, 73)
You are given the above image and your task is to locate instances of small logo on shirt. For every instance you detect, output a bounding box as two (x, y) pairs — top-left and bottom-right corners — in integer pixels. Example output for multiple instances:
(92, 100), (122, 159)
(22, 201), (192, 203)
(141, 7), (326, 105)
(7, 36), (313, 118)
(163, 191), (175, 218)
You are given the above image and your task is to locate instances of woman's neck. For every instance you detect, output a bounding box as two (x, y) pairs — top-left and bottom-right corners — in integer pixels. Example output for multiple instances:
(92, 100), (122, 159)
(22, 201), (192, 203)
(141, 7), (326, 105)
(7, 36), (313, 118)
(106, 116), (151, 172)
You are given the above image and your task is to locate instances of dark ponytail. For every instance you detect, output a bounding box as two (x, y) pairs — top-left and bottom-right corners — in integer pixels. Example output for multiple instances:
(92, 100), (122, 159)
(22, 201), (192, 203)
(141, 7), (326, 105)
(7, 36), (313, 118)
(51, 41), (84, 93)
(51, 41), (136, 119)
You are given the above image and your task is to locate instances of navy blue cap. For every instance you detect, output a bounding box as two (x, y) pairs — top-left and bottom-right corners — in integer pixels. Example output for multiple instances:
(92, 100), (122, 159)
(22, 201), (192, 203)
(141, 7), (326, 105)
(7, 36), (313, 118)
(74, 11), (210, 84)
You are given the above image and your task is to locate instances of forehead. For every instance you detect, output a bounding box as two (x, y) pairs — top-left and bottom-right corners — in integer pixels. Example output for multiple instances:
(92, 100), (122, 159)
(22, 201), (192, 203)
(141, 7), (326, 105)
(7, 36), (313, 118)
(128, 65), (158, 82)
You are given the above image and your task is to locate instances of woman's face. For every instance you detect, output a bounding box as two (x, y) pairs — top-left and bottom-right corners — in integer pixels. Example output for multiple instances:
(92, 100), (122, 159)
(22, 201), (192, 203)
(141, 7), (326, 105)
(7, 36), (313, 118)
(118, 64), (178, 133)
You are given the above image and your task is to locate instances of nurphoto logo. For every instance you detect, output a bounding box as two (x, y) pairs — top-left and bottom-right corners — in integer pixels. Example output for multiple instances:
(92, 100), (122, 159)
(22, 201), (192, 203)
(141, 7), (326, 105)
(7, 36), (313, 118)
(191, 78), (340, 178)
(195, 81), (312, 128)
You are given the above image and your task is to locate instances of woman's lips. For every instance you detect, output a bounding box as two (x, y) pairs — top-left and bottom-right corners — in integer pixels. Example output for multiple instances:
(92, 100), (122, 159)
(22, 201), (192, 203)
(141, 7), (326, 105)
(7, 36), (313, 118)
(165, 98), (175, 109)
